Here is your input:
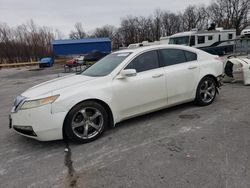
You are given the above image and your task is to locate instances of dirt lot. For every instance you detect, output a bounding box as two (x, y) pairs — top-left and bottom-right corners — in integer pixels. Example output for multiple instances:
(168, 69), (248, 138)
(0, 65), (250, 188)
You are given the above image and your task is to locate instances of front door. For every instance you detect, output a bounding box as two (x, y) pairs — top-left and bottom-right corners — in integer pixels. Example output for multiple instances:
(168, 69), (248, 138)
(112, 50), (167, 120)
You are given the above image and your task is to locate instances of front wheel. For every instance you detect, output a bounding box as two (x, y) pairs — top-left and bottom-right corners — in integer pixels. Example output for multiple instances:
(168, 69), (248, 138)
(64, 101), (108, 143)
(195, 77), (217, 106)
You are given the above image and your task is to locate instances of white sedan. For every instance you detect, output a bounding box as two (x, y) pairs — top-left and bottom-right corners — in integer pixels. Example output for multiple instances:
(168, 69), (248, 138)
(10, 45), (223, 143)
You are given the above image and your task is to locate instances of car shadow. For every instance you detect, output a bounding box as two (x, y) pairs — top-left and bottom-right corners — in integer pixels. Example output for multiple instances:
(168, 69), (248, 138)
(108, 102), (197, 134)
(13, 135), (65, 148)
(11, 102), (197, 148)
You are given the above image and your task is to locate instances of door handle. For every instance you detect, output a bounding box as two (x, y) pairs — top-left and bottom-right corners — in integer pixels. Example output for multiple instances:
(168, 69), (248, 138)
(188, 66), (198, 70)
(152, 74), (164, 78)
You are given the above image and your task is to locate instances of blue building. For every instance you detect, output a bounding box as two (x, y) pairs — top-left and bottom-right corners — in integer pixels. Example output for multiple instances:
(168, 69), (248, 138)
(52, 38), (111, 56)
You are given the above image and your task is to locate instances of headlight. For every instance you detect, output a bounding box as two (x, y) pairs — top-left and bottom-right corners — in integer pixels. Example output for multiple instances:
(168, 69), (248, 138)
(20, 95), (59, 110)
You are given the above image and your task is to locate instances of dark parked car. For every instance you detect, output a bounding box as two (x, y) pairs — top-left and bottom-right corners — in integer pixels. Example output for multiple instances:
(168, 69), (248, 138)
(84, 50), (109, 62)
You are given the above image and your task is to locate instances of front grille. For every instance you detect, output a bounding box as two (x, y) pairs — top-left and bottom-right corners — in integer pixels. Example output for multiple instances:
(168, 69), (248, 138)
(13, 126), (37, 137)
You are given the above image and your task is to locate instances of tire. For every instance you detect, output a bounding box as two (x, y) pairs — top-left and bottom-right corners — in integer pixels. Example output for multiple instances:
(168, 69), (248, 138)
(64, 101), (108, 143)
(195, 76), (217, 106)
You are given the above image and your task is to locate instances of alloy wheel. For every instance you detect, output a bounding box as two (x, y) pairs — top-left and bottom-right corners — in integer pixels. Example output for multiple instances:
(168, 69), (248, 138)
(71, 107), (104, 139)
(200, 80), (216, 103)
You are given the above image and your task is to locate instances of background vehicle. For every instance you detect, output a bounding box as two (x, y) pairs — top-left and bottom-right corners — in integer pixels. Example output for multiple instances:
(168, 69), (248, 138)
(10, 45), (223, 143)
(75, 55), (85, 64)
(160, 28), (236, 55)
(241, 26), (250, 38)
(84, 50), (108, 62)
(66, 55), (85, 67)
(224, 56), (250, 85)
(39, 57), (54, 68)
(65, 58), (76, 67)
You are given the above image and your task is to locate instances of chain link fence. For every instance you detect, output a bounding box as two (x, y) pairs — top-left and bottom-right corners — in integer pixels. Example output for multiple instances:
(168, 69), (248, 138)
(234, 38), (250, 56)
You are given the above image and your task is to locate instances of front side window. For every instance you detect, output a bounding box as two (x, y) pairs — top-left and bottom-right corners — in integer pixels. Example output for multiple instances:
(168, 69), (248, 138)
(125, 51), (159, 73)
(82, 52), (131, 77)
(198, 36), (205, 44)
(159, 49), (186, 66)
(228, 34), (233, 39)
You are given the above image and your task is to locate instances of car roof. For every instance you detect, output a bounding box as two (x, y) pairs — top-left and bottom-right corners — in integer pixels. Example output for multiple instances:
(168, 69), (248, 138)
(114, 44), (204, 54)
(113, 44), (215, 61)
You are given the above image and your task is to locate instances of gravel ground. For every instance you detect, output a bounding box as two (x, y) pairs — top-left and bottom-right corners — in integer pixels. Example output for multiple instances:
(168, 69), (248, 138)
(0, 65), (249, 188)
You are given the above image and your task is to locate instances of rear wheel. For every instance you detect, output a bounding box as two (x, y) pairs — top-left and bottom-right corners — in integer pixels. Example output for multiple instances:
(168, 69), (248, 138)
(195, 76), (217, 106)
(64, 101), (108, 143)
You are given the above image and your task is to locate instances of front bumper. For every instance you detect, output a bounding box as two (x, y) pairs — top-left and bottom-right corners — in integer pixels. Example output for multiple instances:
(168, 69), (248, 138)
(10, 104), (67, 141)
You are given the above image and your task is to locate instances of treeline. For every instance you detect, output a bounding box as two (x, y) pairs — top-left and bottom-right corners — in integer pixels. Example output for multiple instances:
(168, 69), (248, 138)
(1, 0), (250, 63)
(0, 21), (62, 64)
(86, 0), (250, 48)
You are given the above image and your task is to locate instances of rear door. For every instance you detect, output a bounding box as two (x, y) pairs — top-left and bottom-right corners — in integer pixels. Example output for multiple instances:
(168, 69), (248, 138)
(159, 49), (200, 105)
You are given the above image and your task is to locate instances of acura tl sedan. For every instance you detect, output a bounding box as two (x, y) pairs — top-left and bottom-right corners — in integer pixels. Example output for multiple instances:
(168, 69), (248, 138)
(10, 45), (223, 143)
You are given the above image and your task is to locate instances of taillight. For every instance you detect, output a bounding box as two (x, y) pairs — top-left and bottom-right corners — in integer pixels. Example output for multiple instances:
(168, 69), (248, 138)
(214, 56), (221, 61)
(214, 56), (224, 64)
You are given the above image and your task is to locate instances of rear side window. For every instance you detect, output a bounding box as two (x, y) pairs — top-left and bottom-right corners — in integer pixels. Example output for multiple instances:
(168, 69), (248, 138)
(159, 49), (186, 66)
(184, 51), (197, 62)
(125, 50), (159, 72)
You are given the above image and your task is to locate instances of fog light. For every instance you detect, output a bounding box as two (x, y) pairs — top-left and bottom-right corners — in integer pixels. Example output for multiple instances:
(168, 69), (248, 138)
(13, 126), (37, 137)
(14, 126), (33, 131)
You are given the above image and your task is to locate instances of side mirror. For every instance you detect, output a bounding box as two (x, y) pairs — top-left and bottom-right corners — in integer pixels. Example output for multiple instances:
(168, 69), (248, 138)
(118, 69), (137, 78)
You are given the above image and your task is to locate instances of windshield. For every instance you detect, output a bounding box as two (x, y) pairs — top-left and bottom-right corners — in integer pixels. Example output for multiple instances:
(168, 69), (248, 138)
(169, 36), (190, 45)
(82, 52), (132, 77)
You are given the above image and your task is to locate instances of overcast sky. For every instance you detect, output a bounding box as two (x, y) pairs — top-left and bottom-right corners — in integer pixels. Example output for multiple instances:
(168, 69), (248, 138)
(0, 0), (210, 36)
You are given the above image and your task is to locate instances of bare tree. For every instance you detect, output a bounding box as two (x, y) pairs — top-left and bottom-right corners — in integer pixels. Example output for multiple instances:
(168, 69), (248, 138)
(213, 0), (250, 34)
(94, 25), (116, 38)
(0, 20), (56, 63)
(153, 9), (163, 40)
(161, 12), (182, 36)
(182, 5), (208, 31)
(207, 3), (224, 28)
(69, 22), (86, 39)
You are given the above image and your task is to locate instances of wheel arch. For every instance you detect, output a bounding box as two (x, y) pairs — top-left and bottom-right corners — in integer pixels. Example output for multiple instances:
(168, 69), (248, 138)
(62, 98), (115, 139)
(196, 74), (220, 97)
(201, 74), (219, 87)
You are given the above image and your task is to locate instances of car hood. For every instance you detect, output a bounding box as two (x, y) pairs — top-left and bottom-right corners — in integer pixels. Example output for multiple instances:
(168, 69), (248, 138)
(22, 74), (97, 99)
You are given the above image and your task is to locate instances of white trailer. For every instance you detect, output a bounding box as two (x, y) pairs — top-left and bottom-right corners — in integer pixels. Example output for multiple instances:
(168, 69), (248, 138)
(160, 28), (236, 55)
